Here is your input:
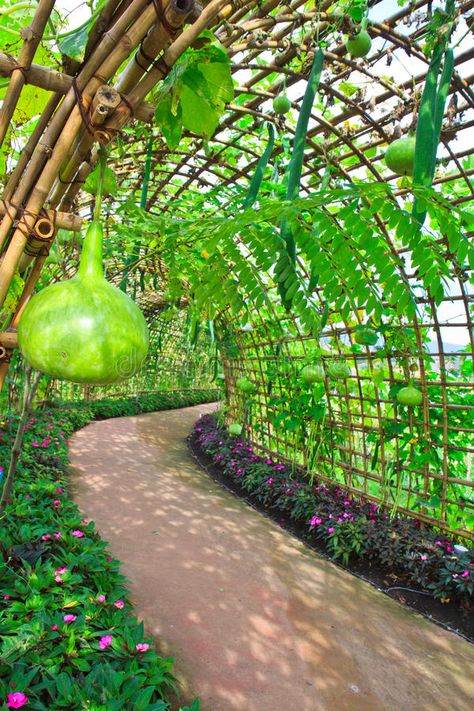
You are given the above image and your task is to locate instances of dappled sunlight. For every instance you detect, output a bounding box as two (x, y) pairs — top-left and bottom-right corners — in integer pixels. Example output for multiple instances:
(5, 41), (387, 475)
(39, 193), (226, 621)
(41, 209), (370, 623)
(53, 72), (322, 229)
(70, 404), (474, 711)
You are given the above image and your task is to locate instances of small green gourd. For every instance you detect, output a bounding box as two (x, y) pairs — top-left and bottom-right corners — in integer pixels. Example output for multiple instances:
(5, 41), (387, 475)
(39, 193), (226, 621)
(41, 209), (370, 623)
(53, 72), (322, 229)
(18, 220), (149, 384)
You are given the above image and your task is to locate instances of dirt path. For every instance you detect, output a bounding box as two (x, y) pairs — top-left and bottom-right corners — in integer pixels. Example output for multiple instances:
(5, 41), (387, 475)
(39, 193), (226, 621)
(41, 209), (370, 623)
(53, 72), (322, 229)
(70, 404), (474, 711)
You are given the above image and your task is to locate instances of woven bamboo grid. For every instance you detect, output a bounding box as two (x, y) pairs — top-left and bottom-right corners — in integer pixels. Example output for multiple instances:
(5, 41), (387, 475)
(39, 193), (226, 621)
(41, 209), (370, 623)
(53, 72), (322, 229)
(0, 0), (472, 537)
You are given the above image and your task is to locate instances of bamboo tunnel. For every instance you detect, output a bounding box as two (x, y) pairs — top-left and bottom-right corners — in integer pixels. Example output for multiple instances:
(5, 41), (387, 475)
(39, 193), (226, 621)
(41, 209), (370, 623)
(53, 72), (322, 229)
(0, 0), (238, 322)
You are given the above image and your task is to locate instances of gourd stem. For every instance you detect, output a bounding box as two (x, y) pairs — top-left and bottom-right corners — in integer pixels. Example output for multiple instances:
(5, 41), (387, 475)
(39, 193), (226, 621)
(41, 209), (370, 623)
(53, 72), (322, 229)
(93, 147), (107, 222)
(78, 220), (104, 279)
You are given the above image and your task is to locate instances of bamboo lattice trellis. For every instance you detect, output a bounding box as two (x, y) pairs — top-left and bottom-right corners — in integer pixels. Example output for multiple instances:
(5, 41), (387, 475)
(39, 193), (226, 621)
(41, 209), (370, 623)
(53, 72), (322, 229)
(0, 0), (473, 538)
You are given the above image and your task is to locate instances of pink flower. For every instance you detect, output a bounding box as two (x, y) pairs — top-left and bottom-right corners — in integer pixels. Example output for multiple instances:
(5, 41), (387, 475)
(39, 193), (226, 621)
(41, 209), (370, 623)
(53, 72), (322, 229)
(53, 532), (62, 538)
(106, 556), (112, 562)
(99, 635), (112, 649)
(310, 516), (322, 527)
(461, 570), (469, 578)
(51, 624), (58, 631)
(3, 595), (10, 600)
(267, 477), (274, 485)
(63, 614), (76, 623)
(25, 495), (30, 500)
(55, 568), (67, 575)
(420, 554), (428, 561)
(41, 534), (51, 541)
(71, 530), (84, 538)
(135, 643), (150, 652)
(114, 600), (124, 609)
(6, 692), (29, 708)
(55, 488), (64, 493)
(97, 594), (106, 603)
(32, 441), (39, 447)
(328, 527), (335, 534)
(54, 575), (63, 583)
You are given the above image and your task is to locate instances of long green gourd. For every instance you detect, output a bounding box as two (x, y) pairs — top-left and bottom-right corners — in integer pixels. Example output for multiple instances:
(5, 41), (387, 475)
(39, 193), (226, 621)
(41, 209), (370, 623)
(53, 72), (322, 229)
(412, 0), (455, 225)
(275, 47), (324, 307)
(283, 47), (324, 262)
(243, 122), (275, 209)
(18, 151), (149, 384)
(430, 46), (454, 183)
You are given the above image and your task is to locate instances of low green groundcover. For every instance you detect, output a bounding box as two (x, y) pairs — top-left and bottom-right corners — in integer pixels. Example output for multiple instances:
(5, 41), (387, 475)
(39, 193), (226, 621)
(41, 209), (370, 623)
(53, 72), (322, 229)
(0, 390), (216, 711)
(193, 414), (474, 604)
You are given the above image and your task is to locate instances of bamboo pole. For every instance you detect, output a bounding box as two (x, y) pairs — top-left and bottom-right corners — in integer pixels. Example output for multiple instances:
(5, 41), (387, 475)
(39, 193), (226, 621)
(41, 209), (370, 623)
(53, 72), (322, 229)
(0, 0), (55, 149)
(0, 332), (18, 349)
(0, 201), (83, 231)
(2, 93), (62, 203)
(60, 155), (98, 213)
(84, 0), (127, 59)
(116, 0), (195, 94)
(0, 54), (155, 122)
(47, 85), (122, 209)
(0, 0), (150, 255)
(108, 0), (232, 132)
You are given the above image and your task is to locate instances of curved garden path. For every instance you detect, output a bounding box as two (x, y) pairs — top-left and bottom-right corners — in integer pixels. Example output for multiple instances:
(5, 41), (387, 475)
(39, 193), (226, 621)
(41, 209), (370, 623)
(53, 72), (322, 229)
(70, 404), (474, 711)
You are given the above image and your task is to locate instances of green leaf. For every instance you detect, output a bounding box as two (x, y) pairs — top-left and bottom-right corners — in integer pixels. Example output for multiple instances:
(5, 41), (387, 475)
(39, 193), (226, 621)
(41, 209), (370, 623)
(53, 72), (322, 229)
(83, 164), (118, 196)
(197, 62), (234, 106)
(155, 95), (183, 148)
(181, 85), (219, 139)
(59, 24), (90, 62)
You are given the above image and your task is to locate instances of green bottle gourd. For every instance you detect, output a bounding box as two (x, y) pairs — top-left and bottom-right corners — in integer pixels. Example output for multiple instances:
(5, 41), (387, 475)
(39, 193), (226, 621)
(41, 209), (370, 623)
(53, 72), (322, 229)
(18, 220), (149, 384)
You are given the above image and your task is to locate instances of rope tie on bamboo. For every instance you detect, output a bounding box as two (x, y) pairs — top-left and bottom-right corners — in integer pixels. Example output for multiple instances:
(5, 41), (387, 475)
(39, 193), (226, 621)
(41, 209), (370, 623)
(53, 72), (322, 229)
(4, 53), (28, 80)
(119, 92), (135, 117)
(134, 40), (157, 71)
(151, 54), (172, 78)
(151, 0), (181, 36)
(72, 78), (96, 136)
(9, 204), (56, 255)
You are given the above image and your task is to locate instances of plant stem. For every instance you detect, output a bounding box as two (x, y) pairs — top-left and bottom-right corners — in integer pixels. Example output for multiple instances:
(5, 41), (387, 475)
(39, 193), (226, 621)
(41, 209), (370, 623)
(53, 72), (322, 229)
(93, 147), (107, 221)
(0, 367), (42, 519)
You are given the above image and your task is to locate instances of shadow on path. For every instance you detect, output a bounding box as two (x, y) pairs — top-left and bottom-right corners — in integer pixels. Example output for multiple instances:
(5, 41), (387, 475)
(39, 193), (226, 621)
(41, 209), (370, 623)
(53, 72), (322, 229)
(70, 404), (474, 711)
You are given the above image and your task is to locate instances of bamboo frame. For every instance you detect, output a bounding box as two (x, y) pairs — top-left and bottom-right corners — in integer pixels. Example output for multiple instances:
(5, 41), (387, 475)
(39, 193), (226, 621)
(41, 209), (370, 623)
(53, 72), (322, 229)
(0, 0), (472, 540)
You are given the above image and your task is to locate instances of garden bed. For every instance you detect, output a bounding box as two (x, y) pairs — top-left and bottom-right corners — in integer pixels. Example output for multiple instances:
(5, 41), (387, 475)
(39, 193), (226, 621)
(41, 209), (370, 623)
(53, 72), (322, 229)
(189, 414), (474, 643)
(0, 390), (216, 710)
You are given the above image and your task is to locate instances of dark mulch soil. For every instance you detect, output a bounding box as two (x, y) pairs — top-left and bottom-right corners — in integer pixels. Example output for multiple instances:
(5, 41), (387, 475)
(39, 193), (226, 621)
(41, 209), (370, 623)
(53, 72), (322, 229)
(187, 433), (474, 644)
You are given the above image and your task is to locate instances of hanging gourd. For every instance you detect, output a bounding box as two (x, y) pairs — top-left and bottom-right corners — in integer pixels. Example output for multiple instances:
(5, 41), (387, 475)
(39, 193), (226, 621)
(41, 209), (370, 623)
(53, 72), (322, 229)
(301, 364), (325, 384)
(229, 423), (243, 436)
(354, 326), (378, 346)
(18, 152), (149, 384)
(236, 377), (256, 394)
(273, 94), (291, 115)
(346, 12), (371, 58)
(346, 30), (371, 57)
(384, 134), (416, 176)
(396, 385), (423, 407)
(328, 361), (351, 380)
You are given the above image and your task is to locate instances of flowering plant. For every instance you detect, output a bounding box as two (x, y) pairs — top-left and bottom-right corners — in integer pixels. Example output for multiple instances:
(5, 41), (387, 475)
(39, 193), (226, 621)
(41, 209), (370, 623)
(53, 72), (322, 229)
(193, 414), (474, 603)
(0, 391), (214, 710)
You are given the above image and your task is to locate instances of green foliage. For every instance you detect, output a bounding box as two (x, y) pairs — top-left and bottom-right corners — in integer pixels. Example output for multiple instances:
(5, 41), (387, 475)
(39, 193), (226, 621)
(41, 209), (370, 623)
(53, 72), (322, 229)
(84, 164), (119, 197)
(154, 32), (234, 147)
(0, 389), (217, 709)
(194, 414), (474, 604)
